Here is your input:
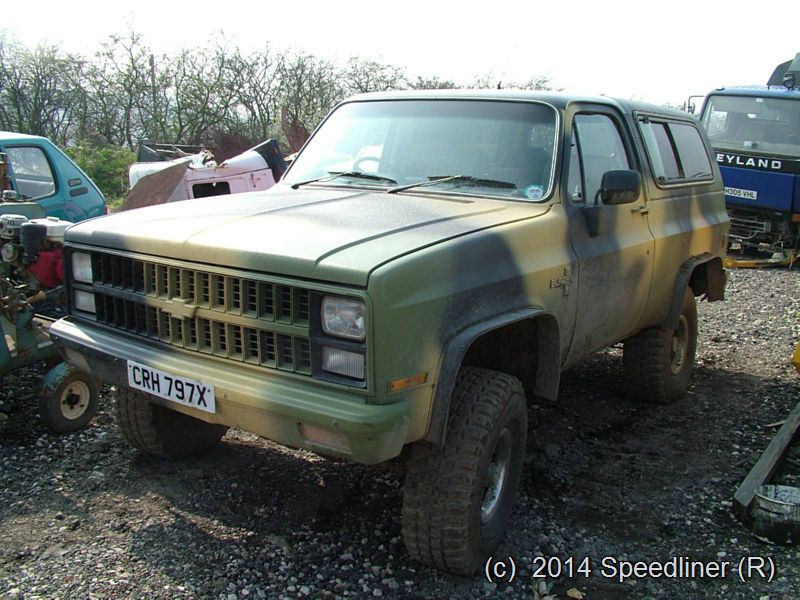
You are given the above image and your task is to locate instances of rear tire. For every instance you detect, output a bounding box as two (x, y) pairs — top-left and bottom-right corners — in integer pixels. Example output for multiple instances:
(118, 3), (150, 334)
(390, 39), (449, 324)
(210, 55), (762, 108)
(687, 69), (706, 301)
(114, 387), (228, 459)
(402, 367), (527, 575)
(624, 287), (697, 404)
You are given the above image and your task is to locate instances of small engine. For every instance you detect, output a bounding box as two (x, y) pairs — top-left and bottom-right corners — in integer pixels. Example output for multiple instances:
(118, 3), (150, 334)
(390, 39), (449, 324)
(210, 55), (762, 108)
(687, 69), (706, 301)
(0, 214), (72, 291)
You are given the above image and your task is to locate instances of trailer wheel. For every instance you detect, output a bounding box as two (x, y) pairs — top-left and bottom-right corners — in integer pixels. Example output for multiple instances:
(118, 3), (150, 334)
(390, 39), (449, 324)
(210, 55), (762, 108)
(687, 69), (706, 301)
(114, 387), (228, 459)
(39, 368), (99, 433)
(624, 287), (697, 404)
(402, 367), (527, 575)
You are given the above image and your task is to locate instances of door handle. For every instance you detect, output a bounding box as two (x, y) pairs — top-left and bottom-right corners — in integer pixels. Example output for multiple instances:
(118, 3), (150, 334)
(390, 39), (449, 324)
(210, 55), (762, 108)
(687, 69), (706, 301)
(631, 205), (649, 215)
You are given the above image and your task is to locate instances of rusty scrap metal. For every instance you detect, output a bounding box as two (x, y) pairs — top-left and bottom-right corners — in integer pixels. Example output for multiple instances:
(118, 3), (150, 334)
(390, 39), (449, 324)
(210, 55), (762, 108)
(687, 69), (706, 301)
(723, 251), (797, 269)
(733, 400), (800, 521)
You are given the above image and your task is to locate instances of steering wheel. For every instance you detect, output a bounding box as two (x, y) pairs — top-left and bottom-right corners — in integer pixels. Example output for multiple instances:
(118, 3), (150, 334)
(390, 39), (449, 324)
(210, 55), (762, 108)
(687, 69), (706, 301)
(352, 156), (381, 172)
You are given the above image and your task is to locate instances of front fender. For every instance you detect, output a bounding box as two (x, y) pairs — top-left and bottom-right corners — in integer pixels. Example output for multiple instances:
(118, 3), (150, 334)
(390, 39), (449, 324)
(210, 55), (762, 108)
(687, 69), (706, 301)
(424, 308), (559, 445)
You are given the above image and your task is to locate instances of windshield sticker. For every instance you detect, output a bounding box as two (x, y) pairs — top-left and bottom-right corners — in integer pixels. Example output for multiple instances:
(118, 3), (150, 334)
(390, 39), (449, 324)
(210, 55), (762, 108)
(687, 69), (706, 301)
(524, 185), (545, 200)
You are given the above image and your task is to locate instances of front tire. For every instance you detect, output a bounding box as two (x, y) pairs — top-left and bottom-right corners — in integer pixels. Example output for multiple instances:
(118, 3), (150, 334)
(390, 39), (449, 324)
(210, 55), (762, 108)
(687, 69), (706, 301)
(624, 287), (697, 404)
(114, 387), (228, 459)
(402, 367), (527, 575)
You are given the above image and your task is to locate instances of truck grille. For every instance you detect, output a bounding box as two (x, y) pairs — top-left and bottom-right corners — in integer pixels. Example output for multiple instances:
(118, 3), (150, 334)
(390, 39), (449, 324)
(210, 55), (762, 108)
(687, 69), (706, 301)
(84, 252), (312, 375)
(728, 212), (771, 242)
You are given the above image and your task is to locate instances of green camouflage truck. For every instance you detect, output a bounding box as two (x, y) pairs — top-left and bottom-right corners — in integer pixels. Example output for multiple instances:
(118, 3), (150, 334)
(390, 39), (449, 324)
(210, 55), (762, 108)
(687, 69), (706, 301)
(50, 91), (729, 575)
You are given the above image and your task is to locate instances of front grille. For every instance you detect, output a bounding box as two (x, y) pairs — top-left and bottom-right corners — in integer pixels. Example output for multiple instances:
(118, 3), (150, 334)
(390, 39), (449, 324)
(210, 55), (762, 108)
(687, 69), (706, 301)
(86, 252), (312, 375)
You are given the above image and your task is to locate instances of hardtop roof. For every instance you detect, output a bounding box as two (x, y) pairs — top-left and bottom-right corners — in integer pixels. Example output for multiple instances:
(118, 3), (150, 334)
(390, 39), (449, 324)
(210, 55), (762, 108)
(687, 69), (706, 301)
(0, 131), (48, 143)
(706, 85), (800, 99)
(342, 89), (692, 120)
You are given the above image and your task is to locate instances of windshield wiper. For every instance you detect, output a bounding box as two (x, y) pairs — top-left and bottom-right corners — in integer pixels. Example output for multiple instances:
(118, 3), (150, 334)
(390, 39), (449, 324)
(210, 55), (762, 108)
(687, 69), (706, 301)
(291, 170), (396, 189)
(387, 175), (516, 194)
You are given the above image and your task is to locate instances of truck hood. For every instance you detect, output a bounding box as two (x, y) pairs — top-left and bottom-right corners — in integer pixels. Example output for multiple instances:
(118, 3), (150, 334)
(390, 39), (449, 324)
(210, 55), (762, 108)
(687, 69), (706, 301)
(67, 187), (549, 286)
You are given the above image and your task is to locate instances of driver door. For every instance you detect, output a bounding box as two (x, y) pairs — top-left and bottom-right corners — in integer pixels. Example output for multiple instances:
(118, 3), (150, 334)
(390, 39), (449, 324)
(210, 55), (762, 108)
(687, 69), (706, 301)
(563, 105), (655, 363)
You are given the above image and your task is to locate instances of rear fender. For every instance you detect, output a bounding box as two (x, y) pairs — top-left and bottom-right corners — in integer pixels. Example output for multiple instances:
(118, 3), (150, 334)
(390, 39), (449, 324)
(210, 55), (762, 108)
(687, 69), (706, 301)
(663, 254), (725, 329)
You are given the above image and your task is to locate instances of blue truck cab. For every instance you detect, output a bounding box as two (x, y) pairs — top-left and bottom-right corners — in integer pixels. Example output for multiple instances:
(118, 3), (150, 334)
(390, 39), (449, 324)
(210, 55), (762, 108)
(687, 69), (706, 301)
(698, 55), (800, 253)
(0, 132), (106, 223)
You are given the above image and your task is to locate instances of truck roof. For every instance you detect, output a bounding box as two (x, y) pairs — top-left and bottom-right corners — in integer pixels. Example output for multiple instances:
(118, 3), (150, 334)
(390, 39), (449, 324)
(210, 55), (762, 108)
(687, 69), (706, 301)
(0, 131), (49, 143)
(707, 85), (800, 99)
(342, 89), (693, 120)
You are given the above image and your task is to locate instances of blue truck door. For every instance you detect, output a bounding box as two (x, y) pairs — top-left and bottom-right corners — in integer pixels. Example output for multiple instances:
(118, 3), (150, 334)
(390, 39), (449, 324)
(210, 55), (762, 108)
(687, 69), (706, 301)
(1, 138), (106, 222)
(717, 157), (796, 213)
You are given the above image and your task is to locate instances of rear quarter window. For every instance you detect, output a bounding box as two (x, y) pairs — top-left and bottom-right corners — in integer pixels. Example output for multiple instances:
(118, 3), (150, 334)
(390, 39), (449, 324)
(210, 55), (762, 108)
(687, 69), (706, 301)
(638, 117), (714, 185)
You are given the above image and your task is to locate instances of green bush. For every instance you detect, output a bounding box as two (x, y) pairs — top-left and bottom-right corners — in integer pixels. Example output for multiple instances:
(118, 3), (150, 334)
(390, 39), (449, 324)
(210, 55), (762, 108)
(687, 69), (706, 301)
(65, 142), (136, 205)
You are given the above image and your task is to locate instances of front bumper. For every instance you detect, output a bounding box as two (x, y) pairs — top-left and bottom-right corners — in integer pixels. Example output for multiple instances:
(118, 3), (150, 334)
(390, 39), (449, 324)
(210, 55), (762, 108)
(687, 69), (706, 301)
(49, 318), (410, 464)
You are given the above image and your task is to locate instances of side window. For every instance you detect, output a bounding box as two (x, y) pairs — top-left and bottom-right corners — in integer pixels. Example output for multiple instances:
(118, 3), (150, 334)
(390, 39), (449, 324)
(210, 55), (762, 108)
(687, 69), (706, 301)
(573, 114), (630, 204)
(641, 122), (680, 181)
(639, 118), (713, 184)
(670, 123), (713, 179)
(5, 146), (56, 199)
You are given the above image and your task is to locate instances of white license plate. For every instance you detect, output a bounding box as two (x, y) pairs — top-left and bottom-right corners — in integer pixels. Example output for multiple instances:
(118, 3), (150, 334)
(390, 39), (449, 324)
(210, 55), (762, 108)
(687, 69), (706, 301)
(127, 360), (216, 413)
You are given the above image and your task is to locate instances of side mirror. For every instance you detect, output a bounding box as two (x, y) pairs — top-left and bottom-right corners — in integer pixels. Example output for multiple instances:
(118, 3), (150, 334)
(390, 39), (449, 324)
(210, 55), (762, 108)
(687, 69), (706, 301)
(581, 170), (643, 238)
(598, 170), (641, 205)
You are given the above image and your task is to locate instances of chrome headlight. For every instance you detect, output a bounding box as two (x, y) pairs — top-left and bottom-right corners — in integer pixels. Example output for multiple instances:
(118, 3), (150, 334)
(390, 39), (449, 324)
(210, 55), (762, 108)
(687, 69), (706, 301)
(321, 296), (365, 341)
(71, 252), (93, 284)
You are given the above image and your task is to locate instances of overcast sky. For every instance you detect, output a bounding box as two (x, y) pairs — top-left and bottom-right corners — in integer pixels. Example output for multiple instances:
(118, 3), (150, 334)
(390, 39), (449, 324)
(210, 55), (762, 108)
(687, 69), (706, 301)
(5, 0), (798, 106)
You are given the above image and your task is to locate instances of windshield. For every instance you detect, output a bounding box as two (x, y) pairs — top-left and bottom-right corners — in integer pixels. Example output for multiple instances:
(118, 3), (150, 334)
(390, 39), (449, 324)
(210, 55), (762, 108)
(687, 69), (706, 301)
(701, 94), (800, 158)
(283, 99), (558, 201)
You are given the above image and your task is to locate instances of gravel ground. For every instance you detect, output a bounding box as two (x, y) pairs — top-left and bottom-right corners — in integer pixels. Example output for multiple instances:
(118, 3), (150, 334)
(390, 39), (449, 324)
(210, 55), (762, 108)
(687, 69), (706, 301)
(1, 268), (799, 600)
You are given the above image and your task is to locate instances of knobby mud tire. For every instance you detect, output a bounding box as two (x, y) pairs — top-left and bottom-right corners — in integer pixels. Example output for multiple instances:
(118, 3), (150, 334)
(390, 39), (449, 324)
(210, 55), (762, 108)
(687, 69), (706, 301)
(624, 287), (698, 404)
(114, 387), (228, 459)
(402, 366), (527, 575)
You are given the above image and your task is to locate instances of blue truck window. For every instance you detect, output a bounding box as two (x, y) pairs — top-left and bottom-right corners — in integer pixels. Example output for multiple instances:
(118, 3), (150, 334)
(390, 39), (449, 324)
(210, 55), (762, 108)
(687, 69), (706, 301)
(6, 146), (56, 199)
(703, 96), (800, 154)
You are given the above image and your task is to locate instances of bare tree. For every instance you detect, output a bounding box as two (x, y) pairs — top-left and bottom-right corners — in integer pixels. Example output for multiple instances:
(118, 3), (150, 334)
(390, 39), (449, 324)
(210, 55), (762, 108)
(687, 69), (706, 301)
(235, 45), (285, 142)
(411, 76), (458, 90)
(470, 72), (554, 91)
(0, 30), (555, 156)
(342, 57), (407, 94)
(278, 52), (343, 152)
(170, 37), (246, 145)
(0, 38), (86, 144)
(83, 30), (163, 147)
(0, 35), (17, 132)
(508, 75), (555, 91)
